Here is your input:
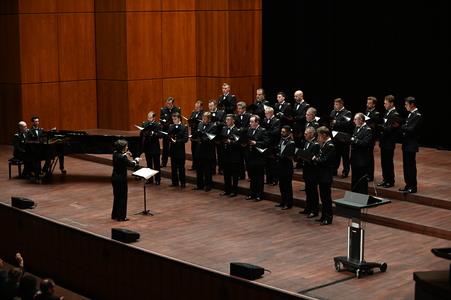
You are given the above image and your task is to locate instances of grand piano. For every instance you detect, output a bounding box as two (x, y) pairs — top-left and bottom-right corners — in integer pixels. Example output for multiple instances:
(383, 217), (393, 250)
(30, 129), (141, 178)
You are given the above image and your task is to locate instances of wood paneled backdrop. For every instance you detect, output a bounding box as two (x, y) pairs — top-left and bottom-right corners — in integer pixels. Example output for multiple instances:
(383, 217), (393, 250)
(0, 0), (262, 143)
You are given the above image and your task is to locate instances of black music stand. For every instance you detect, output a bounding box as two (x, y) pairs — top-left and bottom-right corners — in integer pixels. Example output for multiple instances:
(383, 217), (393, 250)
(333, 191), (391, 278)
(132, 168), (159, 216)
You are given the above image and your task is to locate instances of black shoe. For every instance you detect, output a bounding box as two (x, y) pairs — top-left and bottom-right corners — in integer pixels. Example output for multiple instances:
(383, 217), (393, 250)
(320, 219), (332, 225)
(220, 192), (230, 196)
(229, 193), (237, 197)
(246, 195), (254, 200)
(155, 181), (160, 185)
(118, 218), (130, 222)
(281, 206), (292, 210)
(253, 197), (262, 202)
(315, 217), (324, 222)
(399, 187), (417, 193)
(169, 184), (179, 187)
(218, 170), (223, 175)
(299, 209), (309, 214)
(192, 187), (203, 190)
(382, 182), (394, 188)
(341, 172), (348, 178)
(275, 203), (284, 207)
(205, 187), (212, 192)
(60, 169), (67, 174)
(307, 212), (318, 218)
(181, 183), (186, 188)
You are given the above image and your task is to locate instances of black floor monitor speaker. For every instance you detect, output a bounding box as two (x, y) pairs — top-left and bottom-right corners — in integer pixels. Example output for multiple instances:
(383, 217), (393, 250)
(111, 228), (140, 243)
(11, 197), (36, 209)
(230, 262), (264, 280)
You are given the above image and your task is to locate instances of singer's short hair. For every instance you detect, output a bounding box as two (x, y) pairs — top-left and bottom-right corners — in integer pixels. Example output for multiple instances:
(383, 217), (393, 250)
(114, 139), (128, 152)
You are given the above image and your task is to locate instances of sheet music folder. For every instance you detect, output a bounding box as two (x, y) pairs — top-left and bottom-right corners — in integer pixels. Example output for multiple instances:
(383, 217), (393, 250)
(132, 168), (159, 180)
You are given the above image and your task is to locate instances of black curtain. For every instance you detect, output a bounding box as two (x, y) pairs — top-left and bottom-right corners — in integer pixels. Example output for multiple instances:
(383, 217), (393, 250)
(263, 0), (450, 149)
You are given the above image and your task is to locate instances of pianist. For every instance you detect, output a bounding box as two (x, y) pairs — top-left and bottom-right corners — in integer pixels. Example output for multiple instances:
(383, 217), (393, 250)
(12, 121), (32, 178)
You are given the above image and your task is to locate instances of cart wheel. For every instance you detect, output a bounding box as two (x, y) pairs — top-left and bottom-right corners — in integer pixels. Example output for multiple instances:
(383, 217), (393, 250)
(380, 263), (387, 272)
(356, 269), (361, 279)
(335, 261), (341, 272)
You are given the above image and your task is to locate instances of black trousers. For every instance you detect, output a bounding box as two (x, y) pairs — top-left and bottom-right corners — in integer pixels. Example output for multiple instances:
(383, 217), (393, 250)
(319, 181), (333, 221)
(170, 156), (185, 185)
(334, 141), (350, 175)
(112, 176), (127, 220)
(402, 151), (417, 189)
(196, 159), (213, 189)
(223, 162), (240, 194)
(161, 136), (170, 166)
(380, 147), (395, 184)
(265, 156), (277, 184)
(351, 164), (369, 194)
(215, 144), (223, 173)
(191, 141), (199, 169)
(247, 164), (264, 198)
(144, 152), (161, 182)
(278, 170), (293, 207)
(304, 177), (319, 214)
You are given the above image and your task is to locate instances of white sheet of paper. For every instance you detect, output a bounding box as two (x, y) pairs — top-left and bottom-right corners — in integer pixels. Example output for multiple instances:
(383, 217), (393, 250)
(332, 130), (338, 137)
(134, 125), (144, 131)
(159, 131), (168, 135)
(344, 116), (351, 122)
(256, 147), (267, 153)
(315, 116), (320, 121)
(132, 168), (159, 180)
(206, 133), (216, 140)
(383, 118), (387, 123)
(364, 115), (370, 121)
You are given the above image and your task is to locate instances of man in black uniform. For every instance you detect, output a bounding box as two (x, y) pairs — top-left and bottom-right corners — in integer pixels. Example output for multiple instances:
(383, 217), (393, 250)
(274, 92), (293, 127)
(292, 90), (310, 141)
(140, 111), (162, 185)
(160, 97), (181, 167)
(219, 115), (242, 197)
(218, 82), (236, 114)
(399, 97), (422, 193)
(298, 126), (320, 218)
(188, 100), (204, 171)
(262, 106), (281, 185)
(365, 96), (381, 182)
(244, 115), (269, 201)
(377, 95), (401, 188)
(350, 113), (373, 194)
(12, 121), (32, 178)
(329, 98), (353, 178)
(235, 101), (251, 179)
(209, 99), (226, 175)
(274, 126), (296, 210)
(312, 126), (336, 225)
(168, 113), (188, 187)
(249, 88), (271, 119)
(193, 112), (217, 191)
(27, 116), (45, 181)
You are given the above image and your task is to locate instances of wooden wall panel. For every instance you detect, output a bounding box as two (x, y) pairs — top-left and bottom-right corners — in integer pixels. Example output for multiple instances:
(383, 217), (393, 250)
(196, 77), (224, 102)
(162, 12), (196, 78)
(229, 11), (261, 76)
(94, 0), (125, 12)
(21, 82), (60, 130)
(227, 76), (261, 104)
(59, 80), (97, 130)
(95, 12), (127, 80)
(125, 0), (161, 11)
(0, 84), (21, 144)
(126, 12), (162, 80)
(162, 0), (195, 11)
(18, 0), (56, 13)
(163, 77), (197, 116)
(19, 14), (59, 83)
(195, 0), (228, 11)
(97, 80), (129, 129)
(127, 79), (163, 129)
(229, 0), (262, 10)
(56, 0), (94, 12)
(0, 14), (20, 83)
(196, 11), (229, 77)
(58, 13), (96, 81)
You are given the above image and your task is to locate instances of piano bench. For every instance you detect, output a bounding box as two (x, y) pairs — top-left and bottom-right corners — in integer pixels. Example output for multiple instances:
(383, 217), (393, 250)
(8, 158), (23, 179)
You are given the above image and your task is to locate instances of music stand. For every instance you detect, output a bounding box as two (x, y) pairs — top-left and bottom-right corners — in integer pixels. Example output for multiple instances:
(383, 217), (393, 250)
(132, 168), (159, 216)
(333, 191), (391, 278)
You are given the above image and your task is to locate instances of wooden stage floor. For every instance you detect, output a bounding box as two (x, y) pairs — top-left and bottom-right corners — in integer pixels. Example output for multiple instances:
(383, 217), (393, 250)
(1, 145), (450, 299)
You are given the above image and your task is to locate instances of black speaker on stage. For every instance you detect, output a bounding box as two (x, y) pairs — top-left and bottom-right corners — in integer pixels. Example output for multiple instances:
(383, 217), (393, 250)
(230, 262), (264, 280)
(111, 228), (140, 243)
(11, 197), (36, 209)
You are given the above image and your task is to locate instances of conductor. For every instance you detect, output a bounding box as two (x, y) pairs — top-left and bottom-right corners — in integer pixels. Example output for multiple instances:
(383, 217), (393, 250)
(111, 139), (140, 221)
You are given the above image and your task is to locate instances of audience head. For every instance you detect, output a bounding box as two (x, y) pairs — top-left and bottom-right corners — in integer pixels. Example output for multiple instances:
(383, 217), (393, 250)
(114, 139), (128, 153)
